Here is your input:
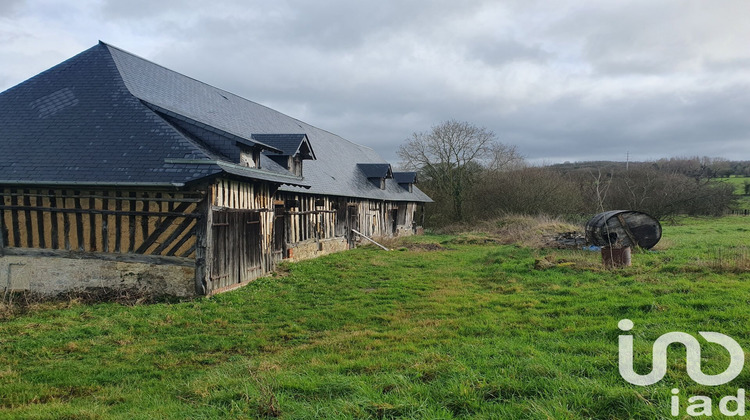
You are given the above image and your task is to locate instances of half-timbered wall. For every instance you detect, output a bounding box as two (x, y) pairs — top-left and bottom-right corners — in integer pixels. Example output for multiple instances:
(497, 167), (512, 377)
(0, 181), (426, 298)
(0, 186), (205, 297)
(0, 187), (203, 258)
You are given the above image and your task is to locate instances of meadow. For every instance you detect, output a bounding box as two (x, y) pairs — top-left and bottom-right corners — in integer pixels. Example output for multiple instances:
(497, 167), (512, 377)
(1, 216), (749, 419)
(721, 176), (750, 211)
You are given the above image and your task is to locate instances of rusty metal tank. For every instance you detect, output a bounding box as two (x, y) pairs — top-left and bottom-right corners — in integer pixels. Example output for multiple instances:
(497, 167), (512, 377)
(585, 210), (661, 249)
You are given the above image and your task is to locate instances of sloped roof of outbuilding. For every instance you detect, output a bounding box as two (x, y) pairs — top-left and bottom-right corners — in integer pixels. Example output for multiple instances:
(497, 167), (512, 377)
(0, 43), (304, 187)
(0, 42), (431, 202)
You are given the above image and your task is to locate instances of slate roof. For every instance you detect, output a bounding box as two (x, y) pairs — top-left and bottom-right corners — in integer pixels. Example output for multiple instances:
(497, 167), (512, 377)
(253, 134), (315, 159)
(358, 163), (393, 179)
(0, 42), (431, 202)
(393, 172), (418, 184)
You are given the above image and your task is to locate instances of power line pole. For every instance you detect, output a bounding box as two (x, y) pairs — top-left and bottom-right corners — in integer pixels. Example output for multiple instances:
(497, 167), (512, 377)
(626, 151), (630, 171)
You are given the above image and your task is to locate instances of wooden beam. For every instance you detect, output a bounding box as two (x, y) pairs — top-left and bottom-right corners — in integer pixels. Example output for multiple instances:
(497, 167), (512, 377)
(0, 205), (201, 218)
(194, 192), (211, 295)
(135, 201), (195, 254)
(0, 192), (203, 203)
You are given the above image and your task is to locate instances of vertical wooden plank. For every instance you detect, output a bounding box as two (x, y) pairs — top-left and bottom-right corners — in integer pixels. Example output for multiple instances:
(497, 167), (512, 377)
(48, 190), (59, 249)
(215, 180), (222, 207)
(87, 193), (96, 251)
(2, 189), (12, 249)
(195, 188), (210, 295)
(115, 190), (122, 253)
(102, 191), (110, 253)
(14, 191), (25, 247)
(10, 188), (20, 247)
(233, 181), (239, 209)
(73, 190), (84, 251)
(63, 190), (73, 250)
(129, 191), (137, 252)
(22, 189), (33, 248)
(55, 190), (65, 249)
(38, 192), (50, 248)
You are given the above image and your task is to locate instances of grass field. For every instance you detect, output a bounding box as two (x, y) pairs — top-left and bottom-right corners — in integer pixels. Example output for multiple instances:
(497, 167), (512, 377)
(719, 176), (750, 211)
(1, 216), (750, 419)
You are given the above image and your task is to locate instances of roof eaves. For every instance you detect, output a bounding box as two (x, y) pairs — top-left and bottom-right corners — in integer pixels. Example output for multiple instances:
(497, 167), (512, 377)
(144, 102), (283, 153)
(164, 159), (308, 187)
(0, 180), (188, 187)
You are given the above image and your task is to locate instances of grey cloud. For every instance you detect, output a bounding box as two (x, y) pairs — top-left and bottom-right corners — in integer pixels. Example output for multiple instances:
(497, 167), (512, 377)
(490, 83), (750, 163)
(98, 0), (206, 20)
(0, 0), (24, 16)
(3, 1), (750, 164)
(467, 38), (550, 67)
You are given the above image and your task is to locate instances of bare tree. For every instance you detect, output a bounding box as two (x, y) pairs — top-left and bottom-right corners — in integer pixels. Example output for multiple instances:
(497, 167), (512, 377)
(399, 120), (522, 221)
(487, 142), (525, 172)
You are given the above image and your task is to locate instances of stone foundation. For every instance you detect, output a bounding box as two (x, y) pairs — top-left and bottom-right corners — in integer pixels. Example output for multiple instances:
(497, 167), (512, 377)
(0, 253), (196, 297)
(287, 237), (349, 262)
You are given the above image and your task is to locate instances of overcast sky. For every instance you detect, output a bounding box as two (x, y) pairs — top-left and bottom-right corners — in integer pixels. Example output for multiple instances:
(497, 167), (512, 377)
(2, 0), (749, 165)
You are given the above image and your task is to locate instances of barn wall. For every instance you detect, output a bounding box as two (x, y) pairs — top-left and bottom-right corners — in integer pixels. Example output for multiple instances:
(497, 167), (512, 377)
(202, 178), (275, 295)
(0, 187), (203, 257)
(0, 186), (206, 297)
(276, 192), (421, 253)
(348, 199), (419, 239)
(0, 183), (427, 298)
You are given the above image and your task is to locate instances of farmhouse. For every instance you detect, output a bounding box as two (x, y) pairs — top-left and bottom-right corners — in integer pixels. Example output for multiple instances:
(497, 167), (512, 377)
(0, 42), (431, 297)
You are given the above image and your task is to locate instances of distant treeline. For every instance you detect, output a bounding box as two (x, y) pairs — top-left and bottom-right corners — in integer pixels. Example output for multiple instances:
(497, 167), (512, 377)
(550, 157), (750, 179)
(423, 157), (739, 226)
(399, 121), (742, 227)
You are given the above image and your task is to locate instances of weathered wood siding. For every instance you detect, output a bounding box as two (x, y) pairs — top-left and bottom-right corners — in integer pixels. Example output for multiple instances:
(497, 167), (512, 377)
(0, 187), (203, 258)
(277, 193), (421, 246)
(203, 179), (274, 294)
(277, 193), (337, 244)
(349, 199), (419, 239)
(0, 181), (426, 297)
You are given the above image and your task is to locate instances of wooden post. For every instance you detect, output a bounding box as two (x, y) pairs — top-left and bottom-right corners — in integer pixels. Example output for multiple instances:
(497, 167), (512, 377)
(194, 189), (211, 296)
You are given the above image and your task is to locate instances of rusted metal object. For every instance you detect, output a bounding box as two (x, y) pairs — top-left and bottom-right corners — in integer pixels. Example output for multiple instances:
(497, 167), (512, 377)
(601, 246), (632, 268)
(585, 210), (661, 250)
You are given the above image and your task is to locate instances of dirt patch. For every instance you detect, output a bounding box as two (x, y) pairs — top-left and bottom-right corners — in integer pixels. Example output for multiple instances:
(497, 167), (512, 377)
(439, 215), (584, 249)
(445, 235), (502, 245)
(541, 231), (587, 249)
(403, 243), (446, 251)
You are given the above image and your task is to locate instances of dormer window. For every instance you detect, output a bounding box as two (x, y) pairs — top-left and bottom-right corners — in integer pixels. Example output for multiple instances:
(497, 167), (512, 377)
(357, 163), (393, 190)
(253, 134), (316, 177)
(393, 172), (418, 193)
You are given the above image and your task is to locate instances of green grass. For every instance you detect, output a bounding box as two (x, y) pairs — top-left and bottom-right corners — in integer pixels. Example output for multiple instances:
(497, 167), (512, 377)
(718, 176), (750, 210)
(1, 216), (750, 418)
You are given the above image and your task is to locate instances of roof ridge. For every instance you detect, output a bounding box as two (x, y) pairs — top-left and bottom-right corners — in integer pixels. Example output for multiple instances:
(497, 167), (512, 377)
(100, 41), (378, 154)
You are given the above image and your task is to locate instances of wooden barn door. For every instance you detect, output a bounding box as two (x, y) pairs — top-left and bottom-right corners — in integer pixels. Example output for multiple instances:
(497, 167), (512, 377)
(272, 205), (286, 263)
(346, 204), (359, 249)
(209, 209), (263, 292)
